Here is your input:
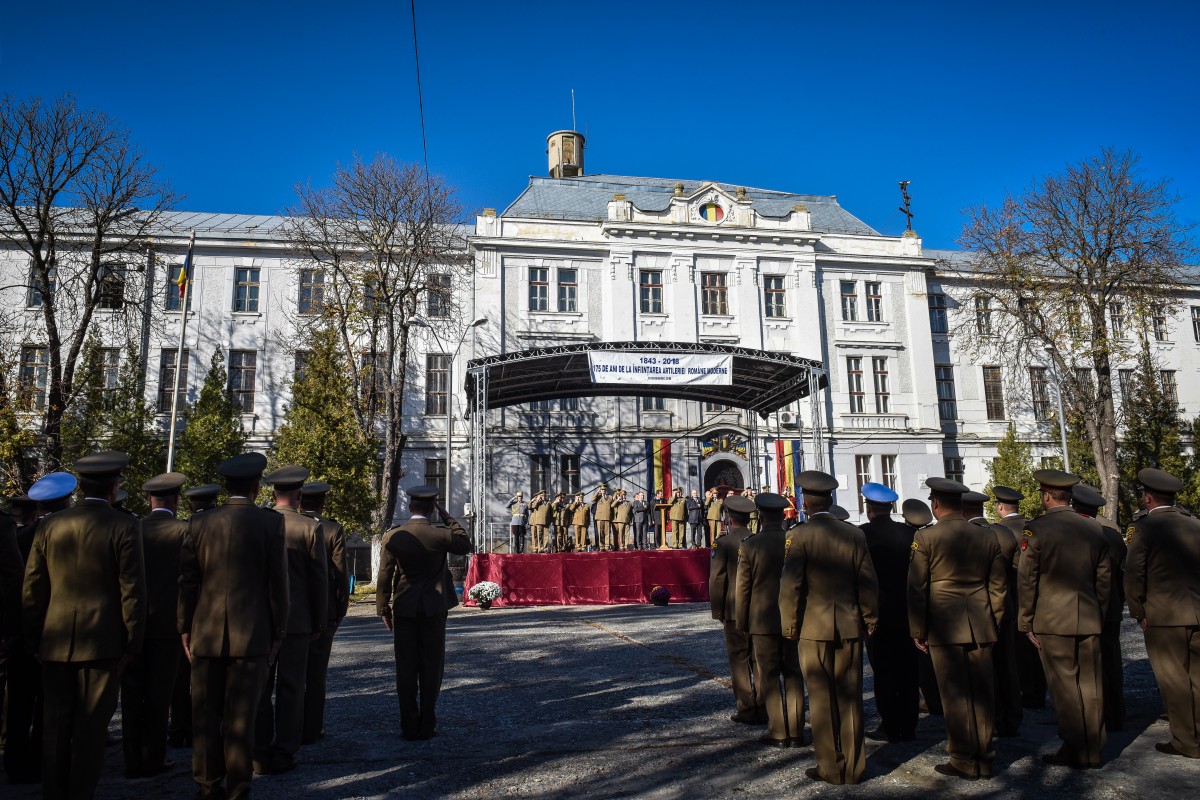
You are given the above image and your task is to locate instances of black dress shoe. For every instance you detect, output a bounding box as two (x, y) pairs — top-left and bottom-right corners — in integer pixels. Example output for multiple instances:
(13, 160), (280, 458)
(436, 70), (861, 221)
(865, 727), (891, 742)
(1156, 742), (1200, 758)
(1041, 751), (1086, 768)
(144, 759), (176, 775)
(934, 762), (978, 780)
(757, 734), (789, 748)
(730, 711), (760, 724)
(805, 767), (834, 784)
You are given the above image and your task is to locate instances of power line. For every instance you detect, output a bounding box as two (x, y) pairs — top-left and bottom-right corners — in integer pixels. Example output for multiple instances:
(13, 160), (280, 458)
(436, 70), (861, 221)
(410, 0), (430, 175)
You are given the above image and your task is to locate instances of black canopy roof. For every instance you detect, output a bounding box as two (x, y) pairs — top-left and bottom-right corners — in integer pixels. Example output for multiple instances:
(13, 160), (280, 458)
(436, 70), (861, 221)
(465, 341), (825, 418)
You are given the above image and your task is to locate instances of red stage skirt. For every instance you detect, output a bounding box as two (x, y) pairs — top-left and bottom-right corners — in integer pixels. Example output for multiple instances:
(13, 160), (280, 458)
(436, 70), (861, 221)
(462, 550), (711, 607)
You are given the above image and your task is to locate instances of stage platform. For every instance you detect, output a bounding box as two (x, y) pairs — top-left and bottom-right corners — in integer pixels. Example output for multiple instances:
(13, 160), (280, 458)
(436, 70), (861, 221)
(463, 550), (711, 607)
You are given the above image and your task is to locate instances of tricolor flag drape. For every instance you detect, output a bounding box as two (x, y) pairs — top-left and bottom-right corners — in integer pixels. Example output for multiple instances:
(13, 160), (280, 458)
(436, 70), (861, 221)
(646, 438), (672, 497)
(775, 439), (803, 494)
(176, 231), (194, 299)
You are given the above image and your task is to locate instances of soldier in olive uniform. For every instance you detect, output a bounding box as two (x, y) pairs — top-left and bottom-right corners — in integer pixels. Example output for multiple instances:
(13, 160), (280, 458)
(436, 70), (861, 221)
(964, 489), (1023, 738)
(255, 465), (328, 774)
(704, 488), (724, 546)
(23, 452), (146, 800)
(122, 472), (190, 778)
(901, 498), (942, 718)
(377, 485), (474, 739)
(859, 483), (919, 743)
(592, 485), (614, 551)
(668, 488), (687, 549)
(1072, 483), (1127, 732)
(1125, 468), (1200, 759)
(736, 492), (802, 748)
(568, 493), (589, 551)
(709, 494), (763, 724)
(528, 490), (550, 554)
(552, 493), (569, 553)
(994, 486), (1048, 710)
(300, 482), (350, 745)
(782, 475), (878, 785)
(179, 453), (290, 800)
(612, 490), (633, 550)
(909, 478), (1007, 781)
(1019, 470), (1110, 769)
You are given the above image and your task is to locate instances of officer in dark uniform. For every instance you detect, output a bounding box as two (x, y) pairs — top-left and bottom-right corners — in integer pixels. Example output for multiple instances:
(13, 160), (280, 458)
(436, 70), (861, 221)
(179, 453), (289, 800)
(255, 465), (327, 775)
(184, 484), (220, 514)
(122, 471), (189, 778)
(901, 498), (942, 718)
(23, 451), (147, 800)
(1125, 468), (1200, 759)
(709, 493), (762, 724)
(859, 482), (919, 743)
(994, 486), (1047, 710)
(909, 477), (1006, 781)
(782, 475), (878, 786)
(735, 491), (801, 748)
(0, 499), (21, 774)
(1019, 469), (1110, 769)
(1072, 483), (1127, 732)
(376, 485), (473, 740)
(299, 481), (350, 744)
(964, 490), (1022, 737)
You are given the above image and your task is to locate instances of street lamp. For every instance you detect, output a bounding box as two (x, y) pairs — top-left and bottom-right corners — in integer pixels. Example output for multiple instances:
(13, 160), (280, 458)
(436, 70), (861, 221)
(411, 316), (489, 515)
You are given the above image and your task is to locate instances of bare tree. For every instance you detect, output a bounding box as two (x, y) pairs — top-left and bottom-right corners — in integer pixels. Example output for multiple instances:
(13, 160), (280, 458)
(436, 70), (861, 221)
(953, 147), (1195, 503)
(283, 154), (469, 530)
(0, 94), (177, 470)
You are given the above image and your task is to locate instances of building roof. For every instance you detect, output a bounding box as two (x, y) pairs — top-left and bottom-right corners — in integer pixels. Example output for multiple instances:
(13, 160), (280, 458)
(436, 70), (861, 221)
(502, 174), (881, 236)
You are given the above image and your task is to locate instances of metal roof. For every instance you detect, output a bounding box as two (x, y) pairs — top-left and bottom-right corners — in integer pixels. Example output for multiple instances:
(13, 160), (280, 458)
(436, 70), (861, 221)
(465, 341), (827, 418)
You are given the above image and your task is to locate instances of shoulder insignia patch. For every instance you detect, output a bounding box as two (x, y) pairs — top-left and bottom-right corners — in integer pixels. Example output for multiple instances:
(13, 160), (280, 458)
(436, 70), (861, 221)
(1124, 525), (1135, 544)
(910, 540), (919, 551)
(1021, 538), (1029, 551)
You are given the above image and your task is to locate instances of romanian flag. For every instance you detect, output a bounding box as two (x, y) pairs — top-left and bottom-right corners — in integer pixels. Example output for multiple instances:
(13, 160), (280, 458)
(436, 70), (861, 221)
(176, 231), (195, 299)
(645, 438), (672, 498)
(775, 439), (803, 494)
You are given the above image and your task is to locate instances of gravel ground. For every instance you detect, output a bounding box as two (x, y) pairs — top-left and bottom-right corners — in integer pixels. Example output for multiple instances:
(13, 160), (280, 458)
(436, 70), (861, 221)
(5, 601), (1197, 799)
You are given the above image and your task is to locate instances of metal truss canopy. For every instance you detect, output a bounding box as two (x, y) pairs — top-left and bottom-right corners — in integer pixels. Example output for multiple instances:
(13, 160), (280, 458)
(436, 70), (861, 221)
(465, 341), (827, 418)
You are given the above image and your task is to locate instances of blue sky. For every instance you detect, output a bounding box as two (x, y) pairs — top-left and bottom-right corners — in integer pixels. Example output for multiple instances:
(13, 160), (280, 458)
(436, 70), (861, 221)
(1, 1), (1195, 249)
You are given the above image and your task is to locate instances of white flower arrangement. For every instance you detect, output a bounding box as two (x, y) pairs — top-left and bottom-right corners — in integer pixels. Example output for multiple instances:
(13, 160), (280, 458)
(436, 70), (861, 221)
(468, 581), (502, 603)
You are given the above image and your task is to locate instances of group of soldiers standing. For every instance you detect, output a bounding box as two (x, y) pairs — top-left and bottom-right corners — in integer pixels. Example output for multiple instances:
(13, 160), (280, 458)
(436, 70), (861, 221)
(0, 451), (350, 800)
(710, 467), (1200, 785)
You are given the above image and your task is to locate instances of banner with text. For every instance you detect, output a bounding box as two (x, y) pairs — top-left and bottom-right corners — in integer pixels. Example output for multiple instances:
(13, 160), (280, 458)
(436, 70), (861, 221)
(588, 352), (733, 386)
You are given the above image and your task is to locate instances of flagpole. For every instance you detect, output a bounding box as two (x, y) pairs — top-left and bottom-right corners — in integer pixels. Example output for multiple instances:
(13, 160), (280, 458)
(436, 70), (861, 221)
(165, 231), (195, 471)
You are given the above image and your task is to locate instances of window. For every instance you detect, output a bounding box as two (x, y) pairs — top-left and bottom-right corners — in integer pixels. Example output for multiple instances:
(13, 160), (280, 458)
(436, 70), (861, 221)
(764, 275), (786, 318)
(704, 402), (732, 413)
(1192, 307), (1200, 343)
(1029, 367), (1051, 421)
(975, 295), (993, 336)
(840, 281), (858, 321)
(701, 272), (728, 315)
(1152, 306), (1169, 342)
(424, 353), (449, 415)
(1074, 368), (1094, 403)
(529, 399), (551, 412)
(983, 366), (1005, 420)
(881, 455), (897, 493)
(233, 268), (260, 312)
(362, 277), (381, 315)
(557, 268), (577, 312)
(641, 396), (666, 411)
(529, 267), (549, 312)
(530, 454), (552, 496)
(228, 350), (257, 412)
(99, 264), (125, 309)
(871, 357), (890, 413)
(944, 458), (964, 483)
(27, 264), (56, 307)
(19, 346), (49, 411)
(640, 270), (663, 314)
(360, 352), (389, 403)
(1118, 369), (1135, 401)
(425, 458), (446, 502)
(1162, 370), (1178, 406)
(293, 351), (310, 383)
(157, 348), (189, 413)
(426, 273), (451, 318)
(1110, 303), (1126, 339)
(560, 455), (580, 496)
(935, 365), (957, 421)
(847, 357), (865, 414)
(299, 269), (324, 315)
(558, 397), (579, 412)
(865, 281), (883, 322)
(928, 292), (947, 334)
(855, 455), (872, 513)
(165, 262), (193, 311)
(100, 348), (120, 391)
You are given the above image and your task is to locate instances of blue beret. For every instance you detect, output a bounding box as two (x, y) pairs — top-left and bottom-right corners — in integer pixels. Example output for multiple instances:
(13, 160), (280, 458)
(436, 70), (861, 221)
(860, 482), (898, 504)
(29, 472), (77, 502)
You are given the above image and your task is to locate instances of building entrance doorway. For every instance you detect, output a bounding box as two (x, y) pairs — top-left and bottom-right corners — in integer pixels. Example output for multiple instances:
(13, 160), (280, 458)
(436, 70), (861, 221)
(704, 459), (745, 492)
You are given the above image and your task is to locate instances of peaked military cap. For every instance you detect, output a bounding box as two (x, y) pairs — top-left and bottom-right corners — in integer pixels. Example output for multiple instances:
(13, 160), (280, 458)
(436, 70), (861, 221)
(74, 450), (129, 479)
(1033, 469), (1080, 489)
(992, 485), (1024, 503)
(754, 492), (790, 511)
(264, 464), (310, 490)
(575, 492), (584, 498)
(599, 483), (609, 490)
(143, 472), (187, 496)
(406, 484), (441, 500)
(724, 494), (756, 514)
(797, 470), (838, 496)
(8, 494), (35, 508)
(218, 452), (268, 479)
(830, 505), (851, 521)
(301, 481), (332, 497)
(926, 477), (969, 497)
(1072, 484), (1107, 508)
(30, 472), (77, 502)
(1137, 467), (1184, 494)
(861, 482), (898, 504)
(184, 484), (220, 502)
(113, 489), (130, 504)
(535, 489), (546, 496)
(962, 491), (990, 505)
(901, 498), (933, 526)
(514, 491), (524, 497)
